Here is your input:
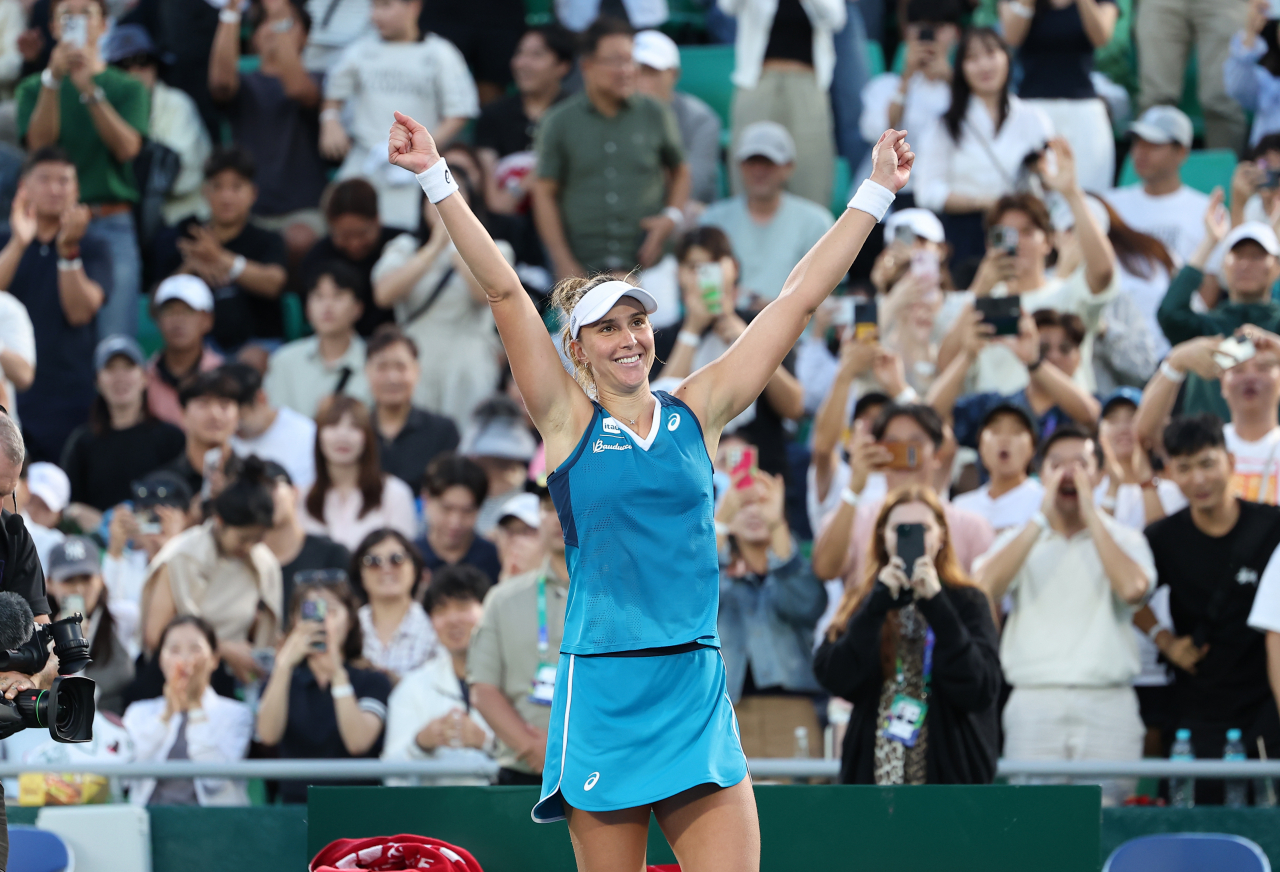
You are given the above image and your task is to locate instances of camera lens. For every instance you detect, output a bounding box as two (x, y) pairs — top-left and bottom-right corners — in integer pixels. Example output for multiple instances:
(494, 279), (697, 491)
(48, 676), (94, 743)
(48, 615), (93, 675)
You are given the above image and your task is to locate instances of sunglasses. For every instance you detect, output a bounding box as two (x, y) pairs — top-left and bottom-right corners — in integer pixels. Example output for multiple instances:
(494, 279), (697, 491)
(362, 552), (409, 569)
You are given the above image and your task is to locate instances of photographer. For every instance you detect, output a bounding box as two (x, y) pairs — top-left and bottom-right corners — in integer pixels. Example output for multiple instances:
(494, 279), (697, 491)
(814, 485), (1001, 784)
(0, 409), (55, 866)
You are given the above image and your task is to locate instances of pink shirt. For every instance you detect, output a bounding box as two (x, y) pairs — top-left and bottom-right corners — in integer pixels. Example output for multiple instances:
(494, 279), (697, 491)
(828, 497), (996, 588)
(146, 349), (225, 428)
(301, 475), (419, 551)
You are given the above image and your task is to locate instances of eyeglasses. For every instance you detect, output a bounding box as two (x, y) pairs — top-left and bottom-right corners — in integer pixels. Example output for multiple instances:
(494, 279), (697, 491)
(362, 552), (408, 569)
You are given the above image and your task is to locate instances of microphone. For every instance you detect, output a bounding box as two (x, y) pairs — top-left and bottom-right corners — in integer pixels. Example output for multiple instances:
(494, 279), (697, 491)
(0, 592), (34, 653)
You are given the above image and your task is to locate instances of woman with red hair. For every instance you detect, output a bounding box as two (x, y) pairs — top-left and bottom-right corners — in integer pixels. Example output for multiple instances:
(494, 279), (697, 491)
(814, 484), (1002, 785)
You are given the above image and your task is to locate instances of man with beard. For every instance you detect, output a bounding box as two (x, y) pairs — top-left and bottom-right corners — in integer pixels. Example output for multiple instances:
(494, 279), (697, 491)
(974, 425), (1155, 805)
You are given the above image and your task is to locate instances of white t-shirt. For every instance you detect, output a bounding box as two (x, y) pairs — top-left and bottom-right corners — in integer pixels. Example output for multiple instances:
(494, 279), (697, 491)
(952, 477), (1044, 534)
(1118, 260), (1175, 359)
(858, 72), (951, 194)
(1248, 541), (1280, 634)
(0, 291), (35, 427)
(805, 459), (887, 543)
(1103, 184), (1209, 265)
(231, 406), (318, 491)
(1225, 423), (1280, 505)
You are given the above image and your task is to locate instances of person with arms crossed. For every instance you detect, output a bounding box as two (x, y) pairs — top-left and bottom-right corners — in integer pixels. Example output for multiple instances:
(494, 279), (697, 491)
(390, 106), (913, 867)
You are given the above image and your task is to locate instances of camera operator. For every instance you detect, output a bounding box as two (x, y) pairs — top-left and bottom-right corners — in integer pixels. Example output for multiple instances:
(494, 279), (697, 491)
(0, 408), (57, 865)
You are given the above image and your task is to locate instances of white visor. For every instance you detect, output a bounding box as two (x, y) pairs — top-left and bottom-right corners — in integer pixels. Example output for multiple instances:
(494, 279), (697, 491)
(568, 280), (659, 339)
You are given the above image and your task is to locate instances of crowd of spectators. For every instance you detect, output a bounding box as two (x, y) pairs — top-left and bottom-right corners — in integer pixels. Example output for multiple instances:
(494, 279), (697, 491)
(3, 0), (1280, 811)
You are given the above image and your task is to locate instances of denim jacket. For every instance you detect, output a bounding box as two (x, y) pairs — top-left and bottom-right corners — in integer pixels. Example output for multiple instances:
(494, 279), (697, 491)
(718, 540), (829, 702)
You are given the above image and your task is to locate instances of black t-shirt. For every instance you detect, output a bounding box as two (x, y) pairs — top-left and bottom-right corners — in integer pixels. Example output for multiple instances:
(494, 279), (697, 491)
(377, 407), (460, 493)
(299, 227), (405, 337)
(120, 0), (221, 137)
(1017, 0), (1115, 99)
(764, 0), (814, 65)
(652, 309), (797, 478)
(225, 71), (328, 217)
(1145, 500), (1280, 725)
(276, 661), (391, 803)
(8, 231), (113, 463)
(474, 91), (567, 159)
(415, 533), (501, 587)
(156, 219), (290, 349)
(160, 451), (203, 499)
(280, 534), (350, 615)
(60, 419), (186, 510)
(0, 510), (51, 617)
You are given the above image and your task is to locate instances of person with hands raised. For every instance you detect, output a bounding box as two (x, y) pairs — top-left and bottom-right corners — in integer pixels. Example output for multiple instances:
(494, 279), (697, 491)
(394, 99), (912, 866)
(1225, 0), (1280, 150)
(1095, 388), (1186, 531)
(814, 484), (1001, 785)
(256, 576), (392, 803)
(717, 464), (828, 759)
(123, 615), (254, 806)
(972, 425), (1155, 804)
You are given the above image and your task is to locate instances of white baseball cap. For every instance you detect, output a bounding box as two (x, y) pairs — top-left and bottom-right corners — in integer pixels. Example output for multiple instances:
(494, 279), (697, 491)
(633, 30), (680, 71)
(26, 461), (70, 515)
(568, 280), (659, 339)
(1129, 106), (1194, 149)
(884, 208), (946, 244)
(498, 492), (542, 529)
(734, 121), (796, 165)
(1223, 221), (1280, 257)
(153, 274), (214, 313)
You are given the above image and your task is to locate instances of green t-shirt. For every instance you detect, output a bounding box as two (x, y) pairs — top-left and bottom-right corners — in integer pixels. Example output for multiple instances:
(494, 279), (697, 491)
(16, 67), (150, 204)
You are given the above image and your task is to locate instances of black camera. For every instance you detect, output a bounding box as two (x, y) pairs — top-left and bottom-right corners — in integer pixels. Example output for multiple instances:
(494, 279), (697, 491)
(0, 614), (95, 743)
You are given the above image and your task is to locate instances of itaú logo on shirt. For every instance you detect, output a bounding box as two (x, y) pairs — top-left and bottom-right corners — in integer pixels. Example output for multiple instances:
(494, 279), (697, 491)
(593, 439), (631, 454)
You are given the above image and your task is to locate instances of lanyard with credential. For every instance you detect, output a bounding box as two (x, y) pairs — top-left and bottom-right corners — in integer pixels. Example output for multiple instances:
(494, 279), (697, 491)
(894, 627), (935, 700)
(536, 574), (549, 663)
(528, 575), (557, 706)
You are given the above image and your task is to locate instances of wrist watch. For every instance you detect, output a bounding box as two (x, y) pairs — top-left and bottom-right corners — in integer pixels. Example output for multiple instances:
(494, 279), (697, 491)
(1139, 476), (1160, 490)
(79, 86), (106, 106)
(1026, 353), (1043, 372)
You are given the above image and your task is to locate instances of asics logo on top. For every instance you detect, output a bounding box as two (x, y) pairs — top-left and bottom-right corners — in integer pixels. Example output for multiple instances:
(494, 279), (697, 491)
(667, 412), (680, 431)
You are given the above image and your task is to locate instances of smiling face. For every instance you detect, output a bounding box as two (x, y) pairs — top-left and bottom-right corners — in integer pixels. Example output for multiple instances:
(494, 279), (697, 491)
(429, 595), (483, 655)
(319, 412), (367, 468)
(424, 484), (480, 551)
(158, 622), (215, 687)
(512, 30), (569, 95)
(1224, 240), (1280, 301)
(571, 298), (655, 394)
(960, 31), (1009, 98)
(582, 33), (636, 103)
(360, 535), (417, 603)
(185, 395), (238, 447)
(978, 412), (1034, 482)
(1167, 445), (1234, 511)
(97, 355), (146, 407)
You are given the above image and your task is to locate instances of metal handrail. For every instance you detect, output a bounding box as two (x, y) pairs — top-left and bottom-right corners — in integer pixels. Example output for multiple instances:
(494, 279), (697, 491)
(4, 758), (1280, 780)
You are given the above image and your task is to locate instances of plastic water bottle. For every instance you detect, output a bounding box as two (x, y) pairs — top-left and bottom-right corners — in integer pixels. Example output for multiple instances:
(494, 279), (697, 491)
(1225, 729), (1248, 808)
(794, 726), (810, 758)
(1170, 729), (1195, 808)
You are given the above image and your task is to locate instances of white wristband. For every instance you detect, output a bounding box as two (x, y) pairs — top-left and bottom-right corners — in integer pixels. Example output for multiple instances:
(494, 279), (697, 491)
(1159, 360), (1186, 384)
(56, 257), (82, 271)
(841, 487), (860, 507)
(331, 683), (354, 699)
(227, 254), (247, 281)
(40, 68), (60, 90)
(676, 330), (701, 348)
(1003, 0), (1034, 17)
(218, 8), (240, 23)
(416, 159), (459, 204)
(847, 180), (895, 222)
(892, 387), (918, 405)
(1028, 511), (1048, 531)
(714, 520), (730, 536)
(320, 107), (341, 122)
(1146, 622), (1168, 642)
(663, 206), (684, 226)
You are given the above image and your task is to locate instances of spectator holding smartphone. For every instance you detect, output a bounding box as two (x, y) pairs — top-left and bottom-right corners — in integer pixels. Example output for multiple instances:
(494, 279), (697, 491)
(814, 485), (1001, 784)
(812, 403), (994, 587)
(256, 575), (391, 802)
(973, 425), (1154, 805)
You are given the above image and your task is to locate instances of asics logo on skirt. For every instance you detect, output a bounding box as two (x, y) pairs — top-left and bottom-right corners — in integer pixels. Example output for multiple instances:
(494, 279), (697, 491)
(584, 772), (600, 791)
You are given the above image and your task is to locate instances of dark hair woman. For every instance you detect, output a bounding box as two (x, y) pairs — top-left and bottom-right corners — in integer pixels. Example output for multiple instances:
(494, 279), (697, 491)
(256, 575), (392, 803)
(914, 27), (1053, 268)
(302, 395), (418, 551)
(349, 528), (434, 679)
(813, 485), (1002, 785)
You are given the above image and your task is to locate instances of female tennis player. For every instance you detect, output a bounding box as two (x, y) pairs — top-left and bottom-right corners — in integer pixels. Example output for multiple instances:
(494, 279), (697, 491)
(389, 110), (913, 872)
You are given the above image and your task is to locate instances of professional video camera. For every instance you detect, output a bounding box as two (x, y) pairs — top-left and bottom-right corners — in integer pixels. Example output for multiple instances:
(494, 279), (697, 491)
(0, 592), (95, 743)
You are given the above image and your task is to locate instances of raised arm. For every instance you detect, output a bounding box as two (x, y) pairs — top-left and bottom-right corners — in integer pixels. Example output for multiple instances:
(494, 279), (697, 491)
(675, 130), (915, 435)
(389, 111), (587, 447)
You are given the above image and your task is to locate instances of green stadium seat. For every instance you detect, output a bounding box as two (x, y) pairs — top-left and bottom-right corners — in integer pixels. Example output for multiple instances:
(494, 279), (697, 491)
(524, 0), (553, 26)
(1116, 148), (1238, 203)
(677, 45), (735, 130)
(136, 297), (162, 358)
(282, 292), (307, 341)
(865, 40), (885, 77)
(830, 157), (851, 217)
(890, 41), (906, 76)
(237, 55), (260, 74)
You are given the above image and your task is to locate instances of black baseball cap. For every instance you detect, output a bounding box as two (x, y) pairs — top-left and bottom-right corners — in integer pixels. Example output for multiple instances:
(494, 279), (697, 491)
(978, 402), (1039, 447)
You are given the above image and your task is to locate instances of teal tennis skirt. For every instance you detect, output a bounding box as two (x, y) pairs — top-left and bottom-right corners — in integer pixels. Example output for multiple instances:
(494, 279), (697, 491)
(533, 646), (749, 823)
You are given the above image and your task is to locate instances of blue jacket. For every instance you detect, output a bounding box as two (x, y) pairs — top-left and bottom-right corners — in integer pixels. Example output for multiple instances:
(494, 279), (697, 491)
(718, 542), (828, 702)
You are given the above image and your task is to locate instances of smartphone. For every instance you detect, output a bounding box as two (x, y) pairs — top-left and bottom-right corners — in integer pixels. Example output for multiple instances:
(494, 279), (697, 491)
(301, 597), (328, 651)
(917, 25), (935, 41)
(895, 523), (926, 570)
(910, 249), (940, 283)
(728, 445), (758, 490)
(975, 295), (1022, 337)
(61, 593), (86, 618)
(854, 300), (879, 342)
(880, 442), (920, 471)
(136, 508), (162, 536)
(1214, 336), (1257, 370)
(988, 225), (1020, 256)
(61, 13), (87, 48)
(892, 225), (917, 247)
(696, 262), (724, 316)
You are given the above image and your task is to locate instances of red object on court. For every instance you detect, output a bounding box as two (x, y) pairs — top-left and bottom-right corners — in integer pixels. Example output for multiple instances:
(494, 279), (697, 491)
(310, 835), (484, 872)
(647, 866), (681, 871)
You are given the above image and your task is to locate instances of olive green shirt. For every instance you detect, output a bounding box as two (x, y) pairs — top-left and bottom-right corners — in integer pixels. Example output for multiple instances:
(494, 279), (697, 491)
(535, 92), (685, 272)
(17, 68), (150, 204)
(466, 562), (568, 774)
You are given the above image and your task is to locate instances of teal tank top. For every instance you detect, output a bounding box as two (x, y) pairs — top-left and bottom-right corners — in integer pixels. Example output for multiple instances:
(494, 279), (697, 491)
(547, 391), (720, 655)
